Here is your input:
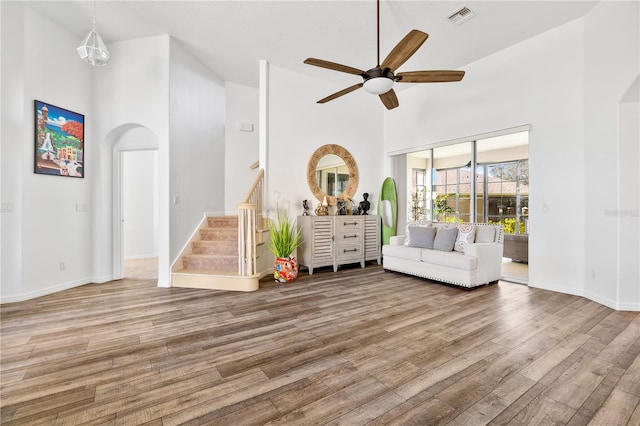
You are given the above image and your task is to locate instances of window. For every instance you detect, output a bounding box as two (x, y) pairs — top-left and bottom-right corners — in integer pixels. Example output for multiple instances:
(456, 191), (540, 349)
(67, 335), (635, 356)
(410, 168), (428, 221)
(485, 160), (529, 234)
(406, 131), (528, 234)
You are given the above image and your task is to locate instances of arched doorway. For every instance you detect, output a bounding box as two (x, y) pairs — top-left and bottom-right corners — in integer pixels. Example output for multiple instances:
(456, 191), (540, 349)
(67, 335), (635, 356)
(111, 126), (160, 280)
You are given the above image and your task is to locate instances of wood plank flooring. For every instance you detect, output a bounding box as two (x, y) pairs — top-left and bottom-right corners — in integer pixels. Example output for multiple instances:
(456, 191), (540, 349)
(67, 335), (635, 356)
(1, 265), (639, 425)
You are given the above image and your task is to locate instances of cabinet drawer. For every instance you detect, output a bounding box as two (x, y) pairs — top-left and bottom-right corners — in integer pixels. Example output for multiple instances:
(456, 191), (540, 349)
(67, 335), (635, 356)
(335, 218), (362, 230)
(336, 229), (362, 242)
(335, 243), (362, 260)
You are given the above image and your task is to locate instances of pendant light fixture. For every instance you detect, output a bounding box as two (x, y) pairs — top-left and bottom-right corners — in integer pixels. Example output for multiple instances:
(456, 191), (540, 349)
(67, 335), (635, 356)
(77, 0), (110, 66)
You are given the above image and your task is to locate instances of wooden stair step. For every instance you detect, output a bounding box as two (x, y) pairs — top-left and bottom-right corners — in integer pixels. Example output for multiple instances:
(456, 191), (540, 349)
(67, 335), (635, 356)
(171, 269), (259, 291)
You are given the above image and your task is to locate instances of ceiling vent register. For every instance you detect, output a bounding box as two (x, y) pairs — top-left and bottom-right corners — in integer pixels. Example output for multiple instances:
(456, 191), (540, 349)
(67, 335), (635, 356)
(448, 7), (476, 25)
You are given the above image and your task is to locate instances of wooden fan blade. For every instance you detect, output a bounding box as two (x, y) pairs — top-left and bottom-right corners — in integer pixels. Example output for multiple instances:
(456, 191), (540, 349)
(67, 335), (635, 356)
(397, 70), (465, 83)
(304, 58), (366, 76)
(379, 89), (399, 110)
(317, 83), (364, 104)
(380, 30), (428, 72)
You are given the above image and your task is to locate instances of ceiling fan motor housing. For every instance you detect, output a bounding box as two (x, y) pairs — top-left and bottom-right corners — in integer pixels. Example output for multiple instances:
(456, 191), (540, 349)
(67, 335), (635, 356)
(362, 67), (395, 94)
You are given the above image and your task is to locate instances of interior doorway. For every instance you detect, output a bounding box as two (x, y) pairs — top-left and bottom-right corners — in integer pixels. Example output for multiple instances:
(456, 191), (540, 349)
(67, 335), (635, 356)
(122, 150), (159, 280)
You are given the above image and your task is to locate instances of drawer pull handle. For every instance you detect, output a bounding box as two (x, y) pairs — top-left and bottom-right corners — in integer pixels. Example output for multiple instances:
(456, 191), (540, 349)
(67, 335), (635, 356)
(344, 248), (357, 253)
(344, 234), (357, 239)
(343, 222), (358, 226)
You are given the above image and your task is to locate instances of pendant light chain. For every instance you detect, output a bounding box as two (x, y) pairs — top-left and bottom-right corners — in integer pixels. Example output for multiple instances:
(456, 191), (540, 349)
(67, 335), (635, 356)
(92, 0), (97, 31)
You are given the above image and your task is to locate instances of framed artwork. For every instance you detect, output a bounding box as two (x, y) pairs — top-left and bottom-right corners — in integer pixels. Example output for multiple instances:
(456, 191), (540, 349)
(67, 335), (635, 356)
(34, 100), (84, 178)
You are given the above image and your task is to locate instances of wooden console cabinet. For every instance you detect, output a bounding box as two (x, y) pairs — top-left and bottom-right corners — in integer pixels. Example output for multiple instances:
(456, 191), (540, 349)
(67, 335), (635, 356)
(297, 215), (381, 275)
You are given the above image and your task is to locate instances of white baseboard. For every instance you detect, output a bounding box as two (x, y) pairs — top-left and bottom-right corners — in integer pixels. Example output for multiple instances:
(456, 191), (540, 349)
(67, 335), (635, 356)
(92, 274), (114, 284)
(124, 254), (158, 260)
(0, 278), (91, 304)
(530, 280), (639, 312)
(205, 210), (227, 217)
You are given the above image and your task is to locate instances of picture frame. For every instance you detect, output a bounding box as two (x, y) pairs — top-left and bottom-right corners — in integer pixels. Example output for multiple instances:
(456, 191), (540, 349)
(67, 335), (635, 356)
(34, 100), (84, 178)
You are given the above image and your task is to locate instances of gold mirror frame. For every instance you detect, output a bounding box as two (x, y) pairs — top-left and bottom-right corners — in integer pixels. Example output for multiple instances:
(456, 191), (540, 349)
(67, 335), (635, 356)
(307, 144), (359, 206)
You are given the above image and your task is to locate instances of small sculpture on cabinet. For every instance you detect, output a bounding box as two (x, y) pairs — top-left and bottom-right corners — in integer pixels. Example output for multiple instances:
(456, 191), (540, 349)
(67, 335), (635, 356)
(315, 196), (329, 216)
(359, 193), (371, 215)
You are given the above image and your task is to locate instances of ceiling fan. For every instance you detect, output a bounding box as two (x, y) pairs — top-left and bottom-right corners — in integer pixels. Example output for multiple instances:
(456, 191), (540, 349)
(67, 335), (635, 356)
(304, 0), (465, 110)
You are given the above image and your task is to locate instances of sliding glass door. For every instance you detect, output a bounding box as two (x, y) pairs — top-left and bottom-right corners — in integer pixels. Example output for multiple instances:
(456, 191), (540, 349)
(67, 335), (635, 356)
(406, 131), (529, 232)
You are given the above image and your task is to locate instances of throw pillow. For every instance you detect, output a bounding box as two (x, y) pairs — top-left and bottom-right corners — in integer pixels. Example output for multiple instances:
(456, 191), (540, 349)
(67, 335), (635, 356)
(408, 226), (437, 249)
(404, 220), (432, 246)
(475, 225), (496, 243)
(433, 227), (458, 252)
(454, 224), (476, 252)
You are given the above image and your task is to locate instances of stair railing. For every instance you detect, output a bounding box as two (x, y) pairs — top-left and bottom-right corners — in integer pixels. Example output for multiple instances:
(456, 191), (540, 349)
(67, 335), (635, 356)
(238, 168), (264, 275)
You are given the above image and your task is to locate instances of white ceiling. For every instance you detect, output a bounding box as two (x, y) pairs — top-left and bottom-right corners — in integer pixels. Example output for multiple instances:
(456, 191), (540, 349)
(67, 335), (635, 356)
(25, 1), (597, 89)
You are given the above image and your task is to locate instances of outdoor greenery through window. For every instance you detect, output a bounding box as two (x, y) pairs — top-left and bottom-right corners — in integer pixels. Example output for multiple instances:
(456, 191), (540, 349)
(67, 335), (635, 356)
(408, 132), (529, 235)
(484, 160), (529, 234)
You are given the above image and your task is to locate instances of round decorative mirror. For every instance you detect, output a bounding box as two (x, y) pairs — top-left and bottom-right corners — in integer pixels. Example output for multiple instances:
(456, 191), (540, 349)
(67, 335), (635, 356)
(307, 144), (359, 206)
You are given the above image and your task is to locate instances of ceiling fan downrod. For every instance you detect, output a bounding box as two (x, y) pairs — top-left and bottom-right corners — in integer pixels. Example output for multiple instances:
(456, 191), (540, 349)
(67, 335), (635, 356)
(376, 0), (381, 66)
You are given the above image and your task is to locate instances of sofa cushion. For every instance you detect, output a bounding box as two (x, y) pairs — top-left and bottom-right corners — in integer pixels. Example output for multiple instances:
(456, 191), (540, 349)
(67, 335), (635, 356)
(382, 244), (423, 262)
(408, 226), (437, 249)
(454, 224), (476, 252)
(421, 249), (477, 271)
(433, 227), (458, 252)
(475, 225), (495, 243)
(404, 220), (431, 246)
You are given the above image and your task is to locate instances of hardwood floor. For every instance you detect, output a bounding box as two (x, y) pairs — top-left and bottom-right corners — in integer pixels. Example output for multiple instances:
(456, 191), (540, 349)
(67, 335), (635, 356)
(1, 264), (639, 425)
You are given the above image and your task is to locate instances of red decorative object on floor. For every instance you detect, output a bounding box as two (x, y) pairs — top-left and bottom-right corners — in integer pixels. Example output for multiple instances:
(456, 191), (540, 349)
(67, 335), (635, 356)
(274, 257), (298, 282)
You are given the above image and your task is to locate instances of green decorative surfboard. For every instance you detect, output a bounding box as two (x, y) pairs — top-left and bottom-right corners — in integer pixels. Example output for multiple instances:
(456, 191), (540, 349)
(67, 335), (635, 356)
(378, 177), (397, 245)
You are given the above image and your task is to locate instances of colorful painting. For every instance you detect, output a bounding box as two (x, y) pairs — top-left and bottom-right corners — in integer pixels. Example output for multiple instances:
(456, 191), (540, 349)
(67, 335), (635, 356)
(34, 100), (84, 178)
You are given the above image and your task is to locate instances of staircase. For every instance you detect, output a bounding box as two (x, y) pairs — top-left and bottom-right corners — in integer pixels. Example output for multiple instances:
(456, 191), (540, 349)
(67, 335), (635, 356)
(171, 215), (268, 292)
(181, 216), (239, 272)
(171, 168), (271, 292)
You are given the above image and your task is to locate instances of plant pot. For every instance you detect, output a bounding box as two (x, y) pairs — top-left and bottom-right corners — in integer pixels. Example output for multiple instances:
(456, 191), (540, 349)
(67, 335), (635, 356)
(274, 257), (298, 283)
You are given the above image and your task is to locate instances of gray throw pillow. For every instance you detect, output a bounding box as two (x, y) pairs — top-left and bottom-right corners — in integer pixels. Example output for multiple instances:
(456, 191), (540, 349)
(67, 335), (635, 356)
(408, 226), (437, 249)
(433, 227), (458, 252)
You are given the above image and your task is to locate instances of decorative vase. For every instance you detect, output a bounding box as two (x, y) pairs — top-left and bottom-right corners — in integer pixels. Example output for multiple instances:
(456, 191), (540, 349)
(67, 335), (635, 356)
(274, 257), (298, 283)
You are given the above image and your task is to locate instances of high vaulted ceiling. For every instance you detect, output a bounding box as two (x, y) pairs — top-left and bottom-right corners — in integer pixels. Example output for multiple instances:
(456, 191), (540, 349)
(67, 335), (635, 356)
(25, 1), (598, 88)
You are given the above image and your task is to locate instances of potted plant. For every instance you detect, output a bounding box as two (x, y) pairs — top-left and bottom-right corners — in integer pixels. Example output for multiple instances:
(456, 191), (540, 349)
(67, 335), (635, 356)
(268, 209), (303, 282)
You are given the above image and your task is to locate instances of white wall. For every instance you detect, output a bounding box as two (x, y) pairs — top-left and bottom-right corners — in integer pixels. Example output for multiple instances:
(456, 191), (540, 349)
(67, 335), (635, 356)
(1, 1), (25, 301)
(1, 3), (92, 302)
(266, 64), (385, 220)
(93, 35), (171, 286)
(617, 99), (639, 310)
(385, 3), (639, 311)
(225, 82), (259, 215)
(123, 150), (158, 259)
(387, 17), (586, 296)
(168, 38), (226, 261)
(583, 1), (639, 310)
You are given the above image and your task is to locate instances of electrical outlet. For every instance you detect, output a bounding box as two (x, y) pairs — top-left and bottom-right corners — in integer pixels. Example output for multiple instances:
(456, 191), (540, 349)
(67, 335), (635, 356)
(60, 262), (66, 271)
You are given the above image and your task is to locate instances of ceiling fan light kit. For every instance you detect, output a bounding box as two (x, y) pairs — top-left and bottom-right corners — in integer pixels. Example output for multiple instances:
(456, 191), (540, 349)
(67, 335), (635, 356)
(304, 0), (465, 110)
(363, 76), (394, 94)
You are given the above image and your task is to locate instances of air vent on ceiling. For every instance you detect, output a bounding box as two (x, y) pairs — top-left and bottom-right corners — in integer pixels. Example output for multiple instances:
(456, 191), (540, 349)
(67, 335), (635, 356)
(448, 6), (476, 25)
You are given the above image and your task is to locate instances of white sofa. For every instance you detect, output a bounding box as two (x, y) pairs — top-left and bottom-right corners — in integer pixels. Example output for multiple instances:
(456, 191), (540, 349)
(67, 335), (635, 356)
(382, 222), (504, 289)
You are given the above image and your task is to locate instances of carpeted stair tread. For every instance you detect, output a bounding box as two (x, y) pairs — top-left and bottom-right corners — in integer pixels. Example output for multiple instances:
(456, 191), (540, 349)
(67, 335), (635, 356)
(182, 254), (238, 272)
(199, 228), (237, 241)
(192, 240), (238, 255)
(207, 216), (239, 228)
